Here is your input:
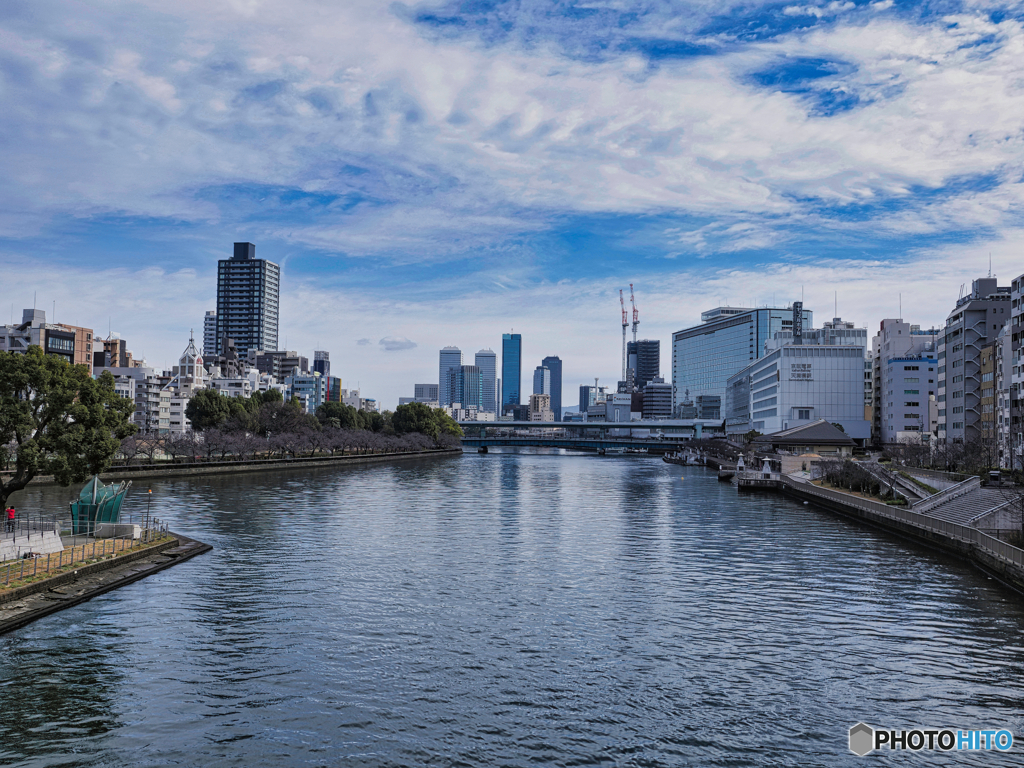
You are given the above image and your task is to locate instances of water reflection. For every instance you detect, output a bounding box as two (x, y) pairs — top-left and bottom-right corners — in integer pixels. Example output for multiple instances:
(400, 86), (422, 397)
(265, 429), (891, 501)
(2, 452), (1023, 767)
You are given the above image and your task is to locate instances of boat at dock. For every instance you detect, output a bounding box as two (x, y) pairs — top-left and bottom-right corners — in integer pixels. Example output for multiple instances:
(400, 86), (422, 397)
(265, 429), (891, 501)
(663, 451), (701, 466)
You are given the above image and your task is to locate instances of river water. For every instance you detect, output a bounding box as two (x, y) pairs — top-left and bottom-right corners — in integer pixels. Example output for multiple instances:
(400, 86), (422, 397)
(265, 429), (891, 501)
(2, 450), (1023, 767)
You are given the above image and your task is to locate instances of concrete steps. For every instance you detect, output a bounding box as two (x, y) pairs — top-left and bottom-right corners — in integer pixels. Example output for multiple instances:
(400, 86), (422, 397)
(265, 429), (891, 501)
(919, 488), (1006, 525)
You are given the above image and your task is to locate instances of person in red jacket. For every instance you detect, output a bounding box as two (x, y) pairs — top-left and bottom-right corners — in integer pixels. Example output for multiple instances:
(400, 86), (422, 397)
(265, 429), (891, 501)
(5, 506), (14, 533)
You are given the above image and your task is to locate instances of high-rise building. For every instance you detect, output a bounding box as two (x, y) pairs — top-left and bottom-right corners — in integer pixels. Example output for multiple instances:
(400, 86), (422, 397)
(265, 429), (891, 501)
(0, 309), (94, 374)
(642, 377), (673, 419)
(203, 311), (217, 357)
(439, 346), (463, 406)
(502, 333), (522, 411)
(937, 277), (1011, 443)
(1006, 272), (1024, 468)
(626, 340), (660, 390)
(414, 383), (439, 402)
(672, 304), (812, 416)
(460, 365), (483, 409)
(475, 349), (497, 413)
(529, 393), (554, 422)
(215, 242), (280, 357)
(533, 365), (550, 396)
(541, 355), (563, 421)
(313, 350), (330, 380)
(870, 319), (939, 444)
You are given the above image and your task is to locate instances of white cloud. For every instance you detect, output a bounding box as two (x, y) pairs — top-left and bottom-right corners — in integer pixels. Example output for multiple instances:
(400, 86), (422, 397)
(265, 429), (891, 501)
(379, 336), (417, 351)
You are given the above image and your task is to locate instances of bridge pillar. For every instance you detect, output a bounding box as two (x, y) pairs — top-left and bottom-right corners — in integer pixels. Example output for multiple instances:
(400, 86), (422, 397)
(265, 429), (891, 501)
(695, 423), (703, 439)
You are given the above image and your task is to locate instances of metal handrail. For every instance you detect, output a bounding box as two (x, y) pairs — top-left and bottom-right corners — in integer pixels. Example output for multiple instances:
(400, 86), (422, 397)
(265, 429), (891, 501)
(1, 520), (170, 587)
(784, 476), (1024, 570)
(911, 475), (981, 513)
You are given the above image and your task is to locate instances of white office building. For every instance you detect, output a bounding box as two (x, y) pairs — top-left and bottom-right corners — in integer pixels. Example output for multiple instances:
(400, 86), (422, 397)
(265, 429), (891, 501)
(725, 316), (870, 442)
(672, 303), (813, 417)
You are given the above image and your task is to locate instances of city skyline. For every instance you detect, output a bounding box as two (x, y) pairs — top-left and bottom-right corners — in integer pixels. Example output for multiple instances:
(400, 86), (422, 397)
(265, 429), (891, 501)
(3, 2), (1024, 409)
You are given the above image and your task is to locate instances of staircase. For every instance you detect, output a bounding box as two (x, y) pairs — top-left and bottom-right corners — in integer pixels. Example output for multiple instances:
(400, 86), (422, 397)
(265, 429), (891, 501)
(916, 488), (1006, 526)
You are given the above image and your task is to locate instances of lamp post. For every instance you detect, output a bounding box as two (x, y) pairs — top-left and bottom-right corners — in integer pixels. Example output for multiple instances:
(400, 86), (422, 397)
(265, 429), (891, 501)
(146, 489), (152, 541)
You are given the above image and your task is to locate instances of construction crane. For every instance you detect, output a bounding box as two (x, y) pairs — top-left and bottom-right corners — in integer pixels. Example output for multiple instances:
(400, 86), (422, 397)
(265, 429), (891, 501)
(619, 289), (628, 382)
(630, 283), (639, 343)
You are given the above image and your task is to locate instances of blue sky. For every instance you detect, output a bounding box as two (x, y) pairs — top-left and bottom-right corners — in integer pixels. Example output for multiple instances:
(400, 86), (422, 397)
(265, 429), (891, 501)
(2, 0), (1024, 408)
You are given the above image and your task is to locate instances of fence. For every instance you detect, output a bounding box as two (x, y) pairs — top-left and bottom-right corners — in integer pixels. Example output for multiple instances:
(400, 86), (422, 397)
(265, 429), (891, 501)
(783, 477), (1024, 571)
(909, 476), (981, 514)
(1, 513), (60, 541)
(1, 519), (170, 588)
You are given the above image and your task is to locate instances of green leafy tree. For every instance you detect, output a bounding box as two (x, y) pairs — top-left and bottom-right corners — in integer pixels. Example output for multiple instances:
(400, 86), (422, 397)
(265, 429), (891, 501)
(0, 346), (137, 509)
(393, 403), (464, 441)
(316, 401), (361, 430)
(185, 388), (233, 431)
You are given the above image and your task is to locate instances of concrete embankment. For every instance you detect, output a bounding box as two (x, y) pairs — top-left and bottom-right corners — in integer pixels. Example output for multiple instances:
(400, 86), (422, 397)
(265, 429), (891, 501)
(4, 447), (463, 487)
(0, 532), (211, 635)
(780, 477), (1024, 596)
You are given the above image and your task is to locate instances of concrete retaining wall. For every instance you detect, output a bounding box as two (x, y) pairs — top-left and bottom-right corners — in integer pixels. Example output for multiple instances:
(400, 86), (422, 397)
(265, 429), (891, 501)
(782, 479), (1024, 595)
(0, 530), (63, 563)
(2, 448), (462, 487)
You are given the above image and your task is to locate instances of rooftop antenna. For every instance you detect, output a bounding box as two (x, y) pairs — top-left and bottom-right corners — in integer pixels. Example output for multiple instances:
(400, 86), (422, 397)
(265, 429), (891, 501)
(834, 290), (837, 319)
(989, 253), (993, 278)
(899, 293), (902, 320)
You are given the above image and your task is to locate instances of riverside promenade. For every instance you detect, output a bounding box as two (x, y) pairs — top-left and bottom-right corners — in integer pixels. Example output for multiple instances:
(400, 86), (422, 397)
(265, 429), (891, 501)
(776, 473), (1024, 595)
(0, 531), (211, 635)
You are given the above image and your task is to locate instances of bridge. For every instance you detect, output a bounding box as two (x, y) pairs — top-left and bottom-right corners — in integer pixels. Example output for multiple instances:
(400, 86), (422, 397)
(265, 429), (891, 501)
(456, 419), (726, 453)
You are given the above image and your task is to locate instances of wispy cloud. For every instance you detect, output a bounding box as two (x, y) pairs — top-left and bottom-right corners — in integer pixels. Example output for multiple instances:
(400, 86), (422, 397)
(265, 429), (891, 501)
(3, 0), (1024, 406)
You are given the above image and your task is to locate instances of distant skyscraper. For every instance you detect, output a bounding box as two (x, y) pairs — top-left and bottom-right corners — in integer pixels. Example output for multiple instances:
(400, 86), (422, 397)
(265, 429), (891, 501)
(439, 346), (463, 406)
(533, 365), (550, 395)
(542, 355), (563, 420)
(445, 365), (482, 409)
(215, 242), (280, 356)
(203, 311), (217, 358)
(414, 383), (439, 402)
(502, 333), (522, 410)
(626, 340), (660, 390)
(475, 349), (497, 413)
(313, 350), (330, 379)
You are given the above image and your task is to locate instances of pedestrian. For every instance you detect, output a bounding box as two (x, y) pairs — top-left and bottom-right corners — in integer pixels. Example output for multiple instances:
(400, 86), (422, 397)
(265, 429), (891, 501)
(5, 506), (14, 534)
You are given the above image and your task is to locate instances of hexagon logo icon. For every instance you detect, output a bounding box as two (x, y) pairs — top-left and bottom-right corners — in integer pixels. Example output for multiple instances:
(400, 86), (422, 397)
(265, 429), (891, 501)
(849, 723), (874, 756)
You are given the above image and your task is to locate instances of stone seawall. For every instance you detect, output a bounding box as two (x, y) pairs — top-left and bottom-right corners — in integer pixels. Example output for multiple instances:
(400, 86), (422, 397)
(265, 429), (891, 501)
(781, 481), (1024, 596)
(3, 448), (463, 487)
(0, 533), (211, 635)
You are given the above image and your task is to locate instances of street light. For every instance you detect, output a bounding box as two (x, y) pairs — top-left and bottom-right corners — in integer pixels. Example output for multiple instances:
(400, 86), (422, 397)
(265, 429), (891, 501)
(146, 489), (152, 541)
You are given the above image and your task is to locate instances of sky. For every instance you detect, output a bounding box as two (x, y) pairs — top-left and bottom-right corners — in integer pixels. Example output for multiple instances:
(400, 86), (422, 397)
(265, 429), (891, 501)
(2, 0), (1024, 410)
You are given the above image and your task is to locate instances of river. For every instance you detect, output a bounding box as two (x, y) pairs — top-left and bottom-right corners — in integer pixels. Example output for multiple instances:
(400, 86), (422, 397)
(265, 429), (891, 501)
(2, 450), (1023, 766)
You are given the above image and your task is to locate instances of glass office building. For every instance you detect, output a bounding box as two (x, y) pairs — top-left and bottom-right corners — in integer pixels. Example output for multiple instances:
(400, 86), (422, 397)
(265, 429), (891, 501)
(541, 355), (563, 420)
(672, 306), (812, 416)
(474, 349), (497, 413)
(438, 346), (463, 406)
(502, 333), (522, 410)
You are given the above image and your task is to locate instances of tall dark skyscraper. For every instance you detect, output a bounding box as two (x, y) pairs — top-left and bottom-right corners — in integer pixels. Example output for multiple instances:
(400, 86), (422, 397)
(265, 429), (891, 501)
(313, 350), (330, 380)
(501, 333), (522, 410)
(627, 339), (660, 389)
(215, 242), (280, 356)
(542, 355), (563, 420)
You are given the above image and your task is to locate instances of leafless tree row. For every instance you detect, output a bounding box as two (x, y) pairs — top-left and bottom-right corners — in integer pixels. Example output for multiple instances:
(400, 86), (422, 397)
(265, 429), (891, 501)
(114, 428), (456, 465)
